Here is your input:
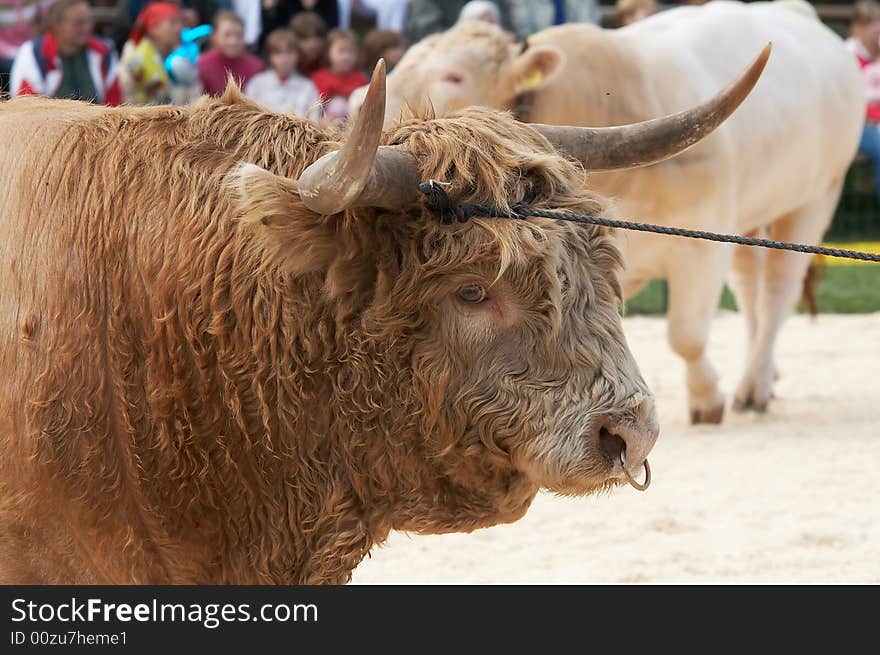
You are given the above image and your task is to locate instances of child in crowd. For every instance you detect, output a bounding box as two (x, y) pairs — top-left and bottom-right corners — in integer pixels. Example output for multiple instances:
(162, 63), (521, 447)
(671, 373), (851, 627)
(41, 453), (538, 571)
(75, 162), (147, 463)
(244, 27), (321, 118)
(310, 28), (367, 124)
(290, 10), (327, 77)
(847, 0), (880, 202)
(360, 29), (405, 76)
(616, 0), (658, 27)
(120, 1), (189, 105)
(197, 9), (263, 96)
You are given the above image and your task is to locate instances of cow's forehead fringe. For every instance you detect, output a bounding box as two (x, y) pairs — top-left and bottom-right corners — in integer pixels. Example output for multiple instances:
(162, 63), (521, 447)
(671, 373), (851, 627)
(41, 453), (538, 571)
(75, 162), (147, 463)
(384, 105), (600, 213)
(368, 105), (619, 282)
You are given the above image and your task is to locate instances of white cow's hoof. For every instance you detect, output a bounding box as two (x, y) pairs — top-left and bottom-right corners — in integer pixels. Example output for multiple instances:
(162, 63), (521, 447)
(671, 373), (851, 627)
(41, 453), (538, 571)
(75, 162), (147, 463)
(733, 396), (769, 413)
(689, 403), (725, 425)
(733, 383), (772, 413)
(688, 389), (725, 425)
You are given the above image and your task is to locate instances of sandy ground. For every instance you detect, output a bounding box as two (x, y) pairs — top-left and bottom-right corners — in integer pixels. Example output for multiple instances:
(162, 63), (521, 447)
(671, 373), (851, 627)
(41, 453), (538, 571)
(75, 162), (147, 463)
(351, 312), (880, 584)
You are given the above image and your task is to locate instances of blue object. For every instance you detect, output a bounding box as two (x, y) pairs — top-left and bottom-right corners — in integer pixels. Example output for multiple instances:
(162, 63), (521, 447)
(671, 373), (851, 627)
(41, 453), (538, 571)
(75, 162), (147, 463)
(164, 24), (212, 84)
(858, 122), (880, 204)
(552, 0), (566, 25)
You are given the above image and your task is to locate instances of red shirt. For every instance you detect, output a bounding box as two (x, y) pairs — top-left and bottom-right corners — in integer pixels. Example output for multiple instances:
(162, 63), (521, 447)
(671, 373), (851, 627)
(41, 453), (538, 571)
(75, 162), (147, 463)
(847, 37), (880, 123)
(298, 60), (321, 78)
(197, 48), (264, 97)
(856, 54), (880, 123)
(310, 68), (368, 101)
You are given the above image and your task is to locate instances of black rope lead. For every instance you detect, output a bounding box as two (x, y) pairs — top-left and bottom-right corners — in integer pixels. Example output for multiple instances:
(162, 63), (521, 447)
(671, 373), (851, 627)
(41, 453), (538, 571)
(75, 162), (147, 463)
(417, 180), (461, 224)
(417, 181), (880, 263)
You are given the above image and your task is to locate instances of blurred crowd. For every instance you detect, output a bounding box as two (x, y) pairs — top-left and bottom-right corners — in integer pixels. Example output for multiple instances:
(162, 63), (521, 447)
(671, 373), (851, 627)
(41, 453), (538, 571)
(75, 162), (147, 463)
(847, 0), (880, 200)
(1, 0), (704, 122)
(0, 0), (875, 181)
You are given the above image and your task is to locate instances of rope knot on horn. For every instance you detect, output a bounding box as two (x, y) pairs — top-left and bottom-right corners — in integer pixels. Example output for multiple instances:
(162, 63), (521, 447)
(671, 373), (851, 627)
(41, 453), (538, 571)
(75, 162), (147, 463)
(418, 180), (461, 224)
(418, 181), (535, 225)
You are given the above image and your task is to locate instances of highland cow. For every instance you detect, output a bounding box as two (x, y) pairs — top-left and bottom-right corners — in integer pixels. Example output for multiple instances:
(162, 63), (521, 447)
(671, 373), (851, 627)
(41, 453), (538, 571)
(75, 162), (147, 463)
(0, 54), (765, 583)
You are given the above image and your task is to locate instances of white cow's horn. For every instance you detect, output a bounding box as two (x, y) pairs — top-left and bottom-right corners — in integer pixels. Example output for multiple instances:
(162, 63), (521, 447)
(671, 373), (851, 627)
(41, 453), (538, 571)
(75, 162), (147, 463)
(297, 59), (422, 214)
(298, 45), (770, 213)
(531, 43), (772, 172)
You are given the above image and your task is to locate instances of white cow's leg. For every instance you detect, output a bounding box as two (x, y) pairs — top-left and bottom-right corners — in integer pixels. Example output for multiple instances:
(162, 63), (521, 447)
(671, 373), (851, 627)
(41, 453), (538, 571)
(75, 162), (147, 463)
(728, 229), (779, 410)
(728, 229), (766, 348)
(666, 242), (732, 424)
(733, 183), (842, 411)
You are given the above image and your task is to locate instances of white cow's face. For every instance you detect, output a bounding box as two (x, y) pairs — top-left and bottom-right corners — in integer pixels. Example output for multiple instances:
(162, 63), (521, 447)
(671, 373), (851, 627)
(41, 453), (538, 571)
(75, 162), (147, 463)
(349, 22), (565, 127)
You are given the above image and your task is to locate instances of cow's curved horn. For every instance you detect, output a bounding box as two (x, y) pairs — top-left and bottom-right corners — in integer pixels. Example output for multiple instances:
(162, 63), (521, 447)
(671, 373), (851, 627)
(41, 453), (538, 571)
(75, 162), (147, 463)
(531, 43), (771, 172)
(297, 59), (422, 214)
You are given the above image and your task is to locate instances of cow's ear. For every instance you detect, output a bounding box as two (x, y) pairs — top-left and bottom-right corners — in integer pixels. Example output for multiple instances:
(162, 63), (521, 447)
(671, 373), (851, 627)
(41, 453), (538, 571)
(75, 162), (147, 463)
(508, 45), (565, 94)
(228, 163), (338, 275)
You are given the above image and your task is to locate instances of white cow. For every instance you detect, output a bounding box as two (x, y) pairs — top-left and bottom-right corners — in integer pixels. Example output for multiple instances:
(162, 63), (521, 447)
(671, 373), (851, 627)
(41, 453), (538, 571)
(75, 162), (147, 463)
(355, 0), (864, 423)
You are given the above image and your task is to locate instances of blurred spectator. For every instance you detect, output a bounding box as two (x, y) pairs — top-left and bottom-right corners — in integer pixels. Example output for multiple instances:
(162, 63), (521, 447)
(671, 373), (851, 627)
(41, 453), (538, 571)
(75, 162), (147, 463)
(244, 26), (321, 117)
(291, 0), (338, 30)
(1, 0), (54, 95)
(259, 1), (338, 54)
(360, 28), (404, 75)
(616, 0), (657, 27)
(457, 1), (501, 25)
(127, 1), (219, 28)
(198, 9), (263, 95)
(258, 0), (292, 53)
(311, 27), (366, 124)
(179, 4), (199, 28)
(507, 0), (600, 40)
(405, 0), (511, 44)
(340, 1), (408, 33)
(120, 2), (195, 104)
(10, 0), (121, 103)
(847, 0), (880, 201)
(230, 0), (260, 48)
(184, 1), (230, 24)
(290, 9), (326, 76)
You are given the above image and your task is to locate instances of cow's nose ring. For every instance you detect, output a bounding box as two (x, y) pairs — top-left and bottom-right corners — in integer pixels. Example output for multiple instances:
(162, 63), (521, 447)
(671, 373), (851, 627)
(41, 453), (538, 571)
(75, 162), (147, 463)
(620, 450), (651, 491)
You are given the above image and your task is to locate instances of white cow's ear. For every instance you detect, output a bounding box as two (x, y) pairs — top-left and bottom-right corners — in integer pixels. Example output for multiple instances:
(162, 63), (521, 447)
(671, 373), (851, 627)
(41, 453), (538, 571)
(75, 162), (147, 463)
(226, 163), (338, 275)
(508, 45), (566, 95)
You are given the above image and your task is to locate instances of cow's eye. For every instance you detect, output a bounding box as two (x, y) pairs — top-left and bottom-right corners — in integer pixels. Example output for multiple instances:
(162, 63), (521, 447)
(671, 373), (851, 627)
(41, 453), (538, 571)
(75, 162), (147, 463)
(457, 284), (488, 303)
(443, 72), (463, 84)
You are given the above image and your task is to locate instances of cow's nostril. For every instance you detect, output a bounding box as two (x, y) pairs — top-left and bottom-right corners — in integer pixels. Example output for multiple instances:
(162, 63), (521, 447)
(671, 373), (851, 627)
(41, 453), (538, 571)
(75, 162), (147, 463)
(598, 426), (626, 464)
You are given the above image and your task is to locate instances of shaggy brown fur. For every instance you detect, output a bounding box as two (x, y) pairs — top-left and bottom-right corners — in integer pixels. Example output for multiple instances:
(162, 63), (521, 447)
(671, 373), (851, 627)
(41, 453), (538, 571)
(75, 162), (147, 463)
(0, 87), (654, 584)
